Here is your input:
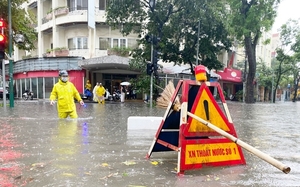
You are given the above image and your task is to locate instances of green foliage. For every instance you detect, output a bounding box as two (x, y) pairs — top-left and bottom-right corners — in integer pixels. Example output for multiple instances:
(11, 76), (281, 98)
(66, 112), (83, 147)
(110, 47), (131, 56)
(106, 0), (232, 73)
(227, 0), (280, 103)
(54, 47), (67, 51)
(47, 8), (53, 14)
(46, 49), (53, 53)
(0, 0), (37, 51)
(235, 90), (243, 102)
(276, 19), (300, 102)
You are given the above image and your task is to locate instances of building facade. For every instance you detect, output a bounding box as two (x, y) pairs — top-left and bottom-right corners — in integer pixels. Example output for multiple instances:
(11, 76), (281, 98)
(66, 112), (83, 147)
(2, 0), (141, 100)
(2, 0), (261, 100)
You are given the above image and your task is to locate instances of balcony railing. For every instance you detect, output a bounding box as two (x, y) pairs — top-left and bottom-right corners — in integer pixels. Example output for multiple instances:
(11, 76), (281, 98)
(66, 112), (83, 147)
(54, 7), (69, 17)
(42, 17), (50, 24)
(5, 57), (83, 74)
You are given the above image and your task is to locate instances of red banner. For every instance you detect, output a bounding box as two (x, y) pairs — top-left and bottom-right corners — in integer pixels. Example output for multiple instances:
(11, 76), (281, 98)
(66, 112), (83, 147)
(216, 68), (242, 83)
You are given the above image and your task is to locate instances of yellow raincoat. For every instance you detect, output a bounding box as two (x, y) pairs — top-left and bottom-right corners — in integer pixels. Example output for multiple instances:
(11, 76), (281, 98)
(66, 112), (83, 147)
(85, 80), (92, 91)
(50, 79), (82, 118)
(96, 85), (106, 104)
(96, 85), (106, 97)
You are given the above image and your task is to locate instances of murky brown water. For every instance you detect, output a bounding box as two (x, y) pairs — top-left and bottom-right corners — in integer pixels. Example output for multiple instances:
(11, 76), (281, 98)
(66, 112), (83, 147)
(0, 100), (299, 186)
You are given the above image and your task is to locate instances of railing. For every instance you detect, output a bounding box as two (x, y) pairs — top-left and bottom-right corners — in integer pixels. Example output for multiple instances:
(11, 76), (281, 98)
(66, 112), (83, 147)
(42, 17), (50, 24)
(5, 57), (83, 74)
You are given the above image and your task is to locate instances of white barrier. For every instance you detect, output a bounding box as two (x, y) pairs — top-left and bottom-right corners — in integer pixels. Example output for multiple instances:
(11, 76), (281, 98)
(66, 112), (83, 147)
(127, 116), (162, 130)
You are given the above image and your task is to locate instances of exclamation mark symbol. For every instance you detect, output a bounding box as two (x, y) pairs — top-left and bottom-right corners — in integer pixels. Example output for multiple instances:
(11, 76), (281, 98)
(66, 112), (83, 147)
(203, 100), (209, 120)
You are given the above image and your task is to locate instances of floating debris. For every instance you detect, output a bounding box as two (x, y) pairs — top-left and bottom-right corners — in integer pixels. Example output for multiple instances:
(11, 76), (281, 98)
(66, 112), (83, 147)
(100, 172), (118, 180)
(150, 161), (159, 166)
(122, 161), (136, 166)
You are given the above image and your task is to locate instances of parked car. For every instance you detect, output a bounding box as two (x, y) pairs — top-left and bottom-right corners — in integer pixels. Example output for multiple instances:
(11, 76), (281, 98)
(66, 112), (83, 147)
(0, 87), (9, 99)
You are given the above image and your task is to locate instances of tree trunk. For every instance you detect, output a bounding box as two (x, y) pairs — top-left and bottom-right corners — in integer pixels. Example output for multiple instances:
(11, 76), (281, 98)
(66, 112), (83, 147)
(292, 78), (299, 102)
(244, 36), (256, 103)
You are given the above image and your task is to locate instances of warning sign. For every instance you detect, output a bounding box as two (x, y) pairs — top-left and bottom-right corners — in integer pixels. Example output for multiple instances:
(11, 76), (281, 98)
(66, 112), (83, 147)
(147, 79), (246, 174)
(187, 85), (230, 133)
(185, 142), (242, 164)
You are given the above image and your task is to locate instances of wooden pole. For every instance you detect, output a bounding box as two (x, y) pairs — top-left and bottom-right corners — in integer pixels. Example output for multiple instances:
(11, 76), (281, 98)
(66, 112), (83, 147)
(187, 112), (291, 174)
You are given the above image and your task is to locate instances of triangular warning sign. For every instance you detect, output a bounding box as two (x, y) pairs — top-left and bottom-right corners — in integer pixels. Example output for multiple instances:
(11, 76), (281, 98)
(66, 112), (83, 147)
(147, 80), (245, 174)
(184, 83), (235, 136)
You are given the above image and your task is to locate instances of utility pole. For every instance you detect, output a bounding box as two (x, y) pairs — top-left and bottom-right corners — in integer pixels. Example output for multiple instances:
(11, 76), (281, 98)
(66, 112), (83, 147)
(2, 59), (6, 108)
(271, 71), (274, 103)
(148, 0), (156, 108)
(243, 54), (247, 103)
(196, 20), (200, 65)
(8, 0), (14, 107)
(150, 40), (153, 108)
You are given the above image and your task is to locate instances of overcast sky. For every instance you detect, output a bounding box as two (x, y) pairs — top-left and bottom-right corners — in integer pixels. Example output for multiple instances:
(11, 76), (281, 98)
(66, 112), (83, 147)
(272, 0), (300, 33)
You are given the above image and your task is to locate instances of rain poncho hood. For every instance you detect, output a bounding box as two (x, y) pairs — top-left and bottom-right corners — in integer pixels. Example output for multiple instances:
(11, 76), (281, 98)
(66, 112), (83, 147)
(50, 79), (82, 113)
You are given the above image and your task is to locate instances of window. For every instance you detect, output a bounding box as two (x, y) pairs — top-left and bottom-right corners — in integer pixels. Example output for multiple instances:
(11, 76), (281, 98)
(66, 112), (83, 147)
(68, 38), (76, 50)
(99, 37), (135, 49)
(68, 0), (88, 11)
(112, 38), (127, 48)
(120, 39), (126, 47)
(99, 38), (110, 50)
(99, 0), (106, 10)
(68, 37), (88, 50)
(77, 0), (88, 10)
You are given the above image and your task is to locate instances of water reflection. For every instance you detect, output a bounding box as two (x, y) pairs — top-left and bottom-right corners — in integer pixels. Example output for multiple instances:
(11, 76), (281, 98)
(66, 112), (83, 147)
(0, 121), (23, 187)
(53, 120), (79, 172)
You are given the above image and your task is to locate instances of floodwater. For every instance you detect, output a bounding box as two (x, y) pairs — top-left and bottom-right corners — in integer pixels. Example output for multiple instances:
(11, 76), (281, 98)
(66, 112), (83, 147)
(0, 100), (299, 187)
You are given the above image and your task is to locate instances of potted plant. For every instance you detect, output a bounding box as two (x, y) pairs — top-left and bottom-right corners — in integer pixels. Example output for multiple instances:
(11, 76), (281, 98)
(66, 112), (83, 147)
(108, 47), (131, 57)
(54, 6), (69, 17)
(45, 49), (53, 57)
(46, 9), (53, 20)
(53, 47), (69, 56)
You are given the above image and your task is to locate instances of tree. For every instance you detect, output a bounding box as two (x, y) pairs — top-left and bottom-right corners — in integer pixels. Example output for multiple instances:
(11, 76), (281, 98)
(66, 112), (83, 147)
(0, 0), (37, 51)
(278, 19), (300, 102)
(228, 0), (280, 103)
(256, 62), (273, 101)
(272, 48), (293, 102)
(106, 0), (232, 91)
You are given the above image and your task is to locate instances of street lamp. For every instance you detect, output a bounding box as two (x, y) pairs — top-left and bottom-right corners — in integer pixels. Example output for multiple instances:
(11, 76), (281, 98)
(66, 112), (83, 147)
(148, 0), (156, 108)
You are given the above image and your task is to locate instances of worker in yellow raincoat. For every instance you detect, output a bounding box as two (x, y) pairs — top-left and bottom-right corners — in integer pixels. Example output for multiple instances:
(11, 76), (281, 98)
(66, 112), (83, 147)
(96, 83), (106, 104)
(50, 70), (85, 118)
(85, 80), (92, 91)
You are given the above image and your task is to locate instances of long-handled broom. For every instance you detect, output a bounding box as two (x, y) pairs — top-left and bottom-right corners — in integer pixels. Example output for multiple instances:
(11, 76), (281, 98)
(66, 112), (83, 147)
(156, 80), (181, 111)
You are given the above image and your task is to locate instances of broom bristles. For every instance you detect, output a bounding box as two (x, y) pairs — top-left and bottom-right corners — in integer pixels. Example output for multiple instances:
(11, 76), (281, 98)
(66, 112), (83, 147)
(156, 80), (181, 111)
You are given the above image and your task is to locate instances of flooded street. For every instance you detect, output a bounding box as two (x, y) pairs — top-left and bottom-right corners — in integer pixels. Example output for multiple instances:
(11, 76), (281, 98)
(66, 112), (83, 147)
(0, 100), (299, 187)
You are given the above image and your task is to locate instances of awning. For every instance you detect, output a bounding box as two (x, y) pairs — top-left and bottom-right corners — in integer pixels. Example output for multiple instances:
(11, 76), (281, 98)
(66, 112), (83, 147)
(216, 68), (242, 83)
(159, 62), (191, 74)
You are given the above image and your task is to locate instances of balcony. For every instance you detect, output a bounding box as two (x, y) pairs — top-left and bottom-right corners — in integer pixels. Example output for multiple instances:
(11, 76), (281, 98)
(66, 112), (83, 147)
(107, 47), (131, 57)
(45, 48), (69, 57)
(54, 7), (69, 17)
(42, 12), (52, 24)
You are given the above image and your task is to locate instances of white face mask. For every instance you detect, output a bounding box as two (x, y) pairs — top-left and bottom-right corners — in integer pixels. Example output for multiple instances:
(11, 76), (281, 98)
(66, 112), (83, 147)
(61, 77), (68, 82)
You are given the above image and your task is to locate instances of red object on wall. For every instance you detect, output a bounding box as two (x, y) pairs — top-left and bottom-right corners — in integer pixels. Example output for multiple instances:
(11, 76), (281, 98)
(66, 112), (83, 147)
(216, 68), (242, 83)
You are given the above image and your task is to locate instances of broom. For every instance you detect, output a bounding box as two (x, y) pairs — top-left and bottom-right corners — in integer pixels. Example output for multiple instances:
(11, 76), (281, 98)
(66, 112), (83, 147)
(156, 80), (181, 111)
